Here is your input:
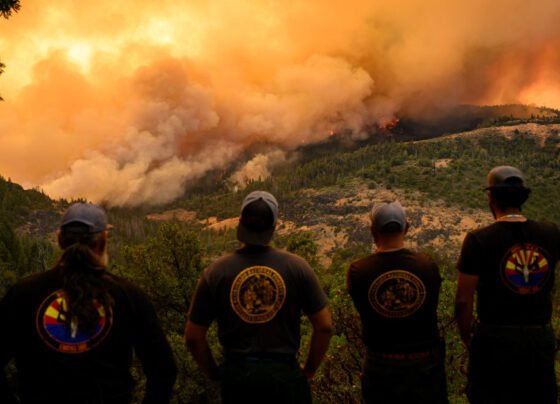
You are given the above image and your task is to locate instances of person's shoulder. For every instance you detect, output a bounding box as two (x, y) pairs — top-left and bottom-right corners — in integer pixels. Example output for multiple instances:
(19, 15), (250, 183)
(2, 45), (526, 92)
(203, 251), (238, 276)
(468, 222), (495, 237)
(104, 272), (151, 301)
(6, 268), (58, 295)
(349, 254), (374, 267)
(347, 254), (376, 274)
(409, 250), (437, 264)
(276, 248), (308, 263)
(528, 219), (560, 233)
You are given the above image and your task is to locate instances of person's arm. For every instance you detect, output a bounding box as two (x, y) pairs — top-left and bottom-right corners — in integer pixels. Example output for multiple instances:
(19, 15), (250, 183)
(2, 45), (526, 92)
(0, 288), (18, 404)
(131, 290), (177, 404)
(184, 320), (219, 380)
(302, 307), (333, 380)
(455, 272), (479, 348)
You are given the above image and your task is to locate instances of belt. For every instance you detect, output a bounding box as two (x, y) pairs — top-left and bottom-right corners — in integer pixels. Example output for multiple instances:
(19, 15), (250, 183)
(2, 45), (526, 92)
(225, 353), (296, 363)
(367, 345), (440, 361)
(478, 322), (551, 330)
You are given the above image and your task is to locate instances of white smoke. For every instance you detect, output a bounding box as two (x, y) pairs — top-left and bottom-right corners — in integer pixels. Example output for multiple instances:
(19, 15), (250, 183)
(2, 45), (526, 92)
(229, 150), (288, 187)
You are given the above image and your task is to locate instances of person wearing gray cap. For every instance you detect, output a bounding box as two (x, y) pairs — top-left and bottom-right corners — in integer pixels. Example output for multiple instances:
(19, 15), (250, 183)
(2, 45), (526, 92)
(347, 201), (448, 404)
(0, 203), (177, 404)
(185, 191), (332, 404)
(455, 166), (560, 403)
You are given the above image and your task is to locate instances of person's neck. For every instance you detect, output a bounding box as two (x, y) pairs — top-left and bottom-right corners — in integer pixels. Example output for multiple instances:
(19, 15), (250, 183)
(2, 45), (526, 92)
(376, 239), (405, 252)
(495, 208), (526, 222)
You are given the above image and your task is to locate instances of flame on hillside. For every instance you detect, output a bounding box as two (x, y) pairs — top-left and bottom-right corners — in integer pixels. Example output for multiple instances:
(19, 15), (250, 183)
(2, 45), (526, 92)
(378, 117), (400, 130)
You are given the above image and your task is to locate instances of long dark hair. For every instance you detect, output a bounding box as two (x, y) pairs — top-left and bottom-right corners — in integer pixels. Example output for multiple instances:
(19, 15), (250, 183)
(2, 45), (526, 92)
(56, 228), (114, 335)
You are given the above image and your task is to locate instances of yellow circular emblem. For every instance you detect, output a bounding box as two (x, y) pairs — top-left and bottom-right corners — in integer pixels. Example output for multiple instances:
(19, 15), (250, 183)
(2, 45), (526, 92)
(230, 266), (287, 324)
(368, 270), (426, 318)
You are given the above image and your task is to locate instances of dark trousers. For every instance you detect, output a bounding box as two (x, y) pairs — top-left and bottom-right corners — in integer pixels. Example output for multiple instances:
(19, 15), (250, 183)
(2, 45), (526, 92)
(220, 357), (312, 404)
(467, 324), (557, 404)
(362, 348), (448, 404)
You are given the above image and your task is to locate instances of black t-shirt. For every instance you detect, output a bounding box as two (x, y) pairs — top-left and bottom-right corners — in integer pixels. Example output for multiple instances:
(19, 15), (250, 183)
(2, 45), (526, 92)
(347, 249), (442, 353)
(0, 267), (177, 404)
(188, 245), (328, 355)
(457, 219), (560, 325)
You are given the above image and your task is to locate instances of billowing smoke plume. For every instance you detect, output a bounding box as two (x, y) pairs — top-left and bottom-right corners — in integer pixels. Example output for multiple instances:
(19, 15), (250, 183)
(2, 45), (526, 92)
(1, 0), (560, 205)
(229, 150), (288, 188)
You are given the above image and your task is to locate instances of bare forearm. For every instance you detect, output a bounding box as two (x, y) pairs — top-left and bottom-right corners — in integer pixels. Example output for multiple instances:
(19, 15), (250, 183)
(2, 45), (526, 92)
(186, 339), (219, 380)
(303, 328), (332, 379)
(455, 301), (474, 346)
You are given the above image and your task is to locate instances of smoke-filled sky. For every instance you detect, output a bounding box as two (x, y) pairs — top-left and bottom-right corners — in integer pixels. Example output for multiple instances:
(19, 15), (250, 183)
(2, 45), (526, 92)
(1, 0), (560, 205)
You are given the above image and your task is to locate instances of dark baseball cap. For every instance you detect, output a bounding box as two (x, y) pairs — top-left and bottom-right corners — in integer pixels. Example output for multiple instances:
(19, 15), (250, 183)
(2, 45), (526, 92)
(486, 166), (527, 189)
(237, 191), (278, 246)
(61, 203), (111, 233)
(370, 201), (407, 232)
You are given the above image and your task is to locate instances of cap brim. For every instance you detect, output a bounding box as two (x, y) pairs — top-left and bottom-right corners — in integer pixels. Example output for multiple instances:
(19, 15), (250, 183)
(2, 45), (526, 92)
(237, 222), (274, 246)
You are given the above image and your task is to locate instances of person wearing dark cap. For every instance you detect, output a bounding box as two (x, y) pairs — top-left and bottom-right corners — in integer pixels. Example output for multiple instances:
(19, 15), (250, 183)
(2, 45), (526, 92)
(347, 201), (448, 404)
(0, 203), (177, 404)
(185, 191), (332, 404)
(455, 166), (560, 403)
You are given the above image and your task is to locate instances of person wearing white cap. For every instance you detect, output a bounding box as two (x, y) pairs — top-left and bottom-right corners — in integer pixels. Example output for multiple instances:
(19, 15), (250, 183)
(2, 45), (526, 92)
(0, 203), (177, 404)
(455, 166), (560, 403)
(347, 201), (448, 404)
(185, 191), (332, 404)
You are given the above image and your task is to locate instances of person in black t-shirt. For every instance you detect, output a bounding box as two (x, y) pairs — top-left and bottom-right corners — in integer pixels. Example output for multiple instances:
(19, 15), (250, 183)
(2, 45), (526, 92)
(0, 203), (177, 404)
(347, 201), (448, 404)
(455, 166), (559, 403)
(185, 191), (332, 404)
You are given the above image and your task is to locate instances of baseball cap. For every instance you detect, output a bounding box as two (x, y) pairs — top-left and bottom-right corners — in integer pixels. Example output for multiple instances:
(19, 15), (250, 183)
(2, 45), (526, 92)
(486, 166), (527, 189)
(61, 203), (111, 233)
(237, 191), (278, 246)
(370, 201), (407, 232)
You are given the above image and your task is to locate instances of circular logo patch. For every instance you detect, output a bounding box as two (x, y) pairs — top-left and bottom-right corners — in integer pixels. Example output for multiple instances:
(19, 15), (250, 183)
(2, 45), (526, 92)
(368, 270), (426, 318)
(230, 266), (286, 324)
(501, 243), (551, 294)
(36, 290), (113, 353)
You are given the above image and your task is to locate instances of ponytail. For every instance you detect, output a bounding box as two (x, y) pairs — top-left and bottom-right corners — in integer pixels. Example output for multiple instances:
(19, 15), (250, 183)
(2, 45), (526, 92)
(56, 231), (114, 335)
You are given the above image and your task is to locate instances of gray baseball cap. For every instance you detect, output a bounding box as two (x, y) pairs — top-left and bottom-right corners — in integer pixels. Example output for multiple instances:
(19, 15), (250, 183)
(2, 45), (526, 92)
(237, 191), (278, 246)
(486, 166), (527, 189)
(370, 201), (407, 232)
(61, 203), (111, 233)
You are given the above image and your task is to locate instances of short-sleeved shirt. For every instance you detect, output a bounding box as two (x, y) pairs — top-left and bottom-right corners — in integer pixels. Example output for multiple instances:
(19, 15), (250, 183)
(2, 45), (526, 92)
(457, 219), (560, 325)
(188, 245), (328, 355)
(347, 249), (442, 353)
(0, 267), (177, 403)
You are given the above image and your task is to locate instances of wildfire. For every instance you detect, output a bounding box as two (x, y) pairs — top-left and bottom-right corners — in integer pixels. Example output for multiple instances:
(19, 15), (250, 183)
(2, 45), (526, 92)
(378, 117), (400, 130)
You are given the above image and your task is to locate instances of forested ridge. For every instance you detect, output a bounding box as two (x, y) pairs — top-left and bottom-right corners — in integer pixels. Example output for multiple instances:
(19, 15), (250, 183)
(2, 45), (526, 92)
(2, 122), (560, 402)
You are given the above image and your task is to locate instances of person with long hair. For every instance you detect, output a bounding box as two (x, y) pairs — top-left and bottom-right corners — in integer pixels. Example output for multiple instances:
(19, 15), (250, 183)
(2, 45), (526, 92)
(0, 203), (177, 403)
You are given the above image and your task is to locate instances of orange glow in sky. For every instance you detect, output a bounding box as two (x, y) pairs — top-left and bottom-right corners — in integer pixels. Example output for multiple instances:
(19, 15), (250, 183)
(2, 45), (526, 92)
(1, 0), (560, 205)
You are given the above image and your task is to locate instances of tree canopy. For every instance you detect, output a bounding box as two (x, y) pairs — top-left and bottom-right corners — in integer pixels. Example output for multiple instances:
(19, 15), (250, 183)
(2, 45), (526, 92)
(1, 0), (20, 19)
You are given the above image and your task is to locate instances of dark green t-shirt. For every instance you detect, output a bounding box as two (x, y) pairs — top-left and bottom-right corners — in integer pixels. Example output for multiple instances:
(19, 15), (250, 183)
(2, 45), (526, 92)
(347, 248), (442, 353)
(457, 219), (560, 325)
(188, 245), (328, 355)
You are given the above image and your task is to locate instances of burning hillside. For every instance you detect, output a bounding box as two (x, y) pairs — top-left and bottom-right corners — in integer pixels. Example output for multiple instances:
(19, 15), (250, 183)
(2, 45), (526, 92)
(1, 1), (560, 206)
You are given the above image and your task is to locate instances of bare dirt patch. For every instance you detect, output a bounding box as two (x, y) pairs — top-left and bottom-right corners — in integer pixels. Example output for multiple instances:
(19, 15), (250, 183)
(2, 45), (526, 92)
(206, 217), (239, 231)
(147, 209), (197, 223)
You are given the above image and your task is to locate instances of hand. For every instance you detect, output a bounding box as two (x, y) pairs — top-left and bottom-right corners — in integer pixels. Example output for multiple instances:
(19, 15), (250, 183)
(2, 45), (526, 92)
(301, 364), (314, 381)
